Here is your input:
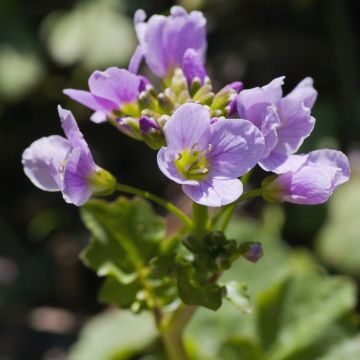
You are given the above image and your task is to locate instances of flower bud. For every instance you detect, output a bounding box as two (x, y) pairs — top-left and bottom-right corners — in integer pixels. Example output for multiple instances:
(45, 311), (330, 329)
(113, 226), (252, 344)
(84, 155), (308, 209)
(215, 254), (231, 270)
(139, 116), (166, 150)
(89, 167), (117, 197)
(117, 117), (142, 140)
(239, 242), (263, 263)
(205, 231), (227, 246)
(157, 93), (175, 113)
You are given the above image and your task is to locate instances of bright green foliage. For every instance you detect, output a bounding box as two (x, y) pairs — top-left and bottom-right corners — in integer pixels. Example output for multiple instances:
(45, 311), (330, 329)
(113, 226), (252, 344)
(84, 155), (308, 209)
(178, 263), (223, 311)
(69, 310), (157, 360)
(80, 196), (165, 309)
(185, 210), (358, 360)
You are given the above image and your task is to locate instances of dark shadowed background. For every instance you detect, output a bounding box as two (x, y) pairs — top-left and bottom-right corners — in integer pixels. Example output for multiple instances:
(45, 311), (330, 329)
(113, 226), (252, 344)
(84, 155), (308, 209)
(0, 0), (359, 359)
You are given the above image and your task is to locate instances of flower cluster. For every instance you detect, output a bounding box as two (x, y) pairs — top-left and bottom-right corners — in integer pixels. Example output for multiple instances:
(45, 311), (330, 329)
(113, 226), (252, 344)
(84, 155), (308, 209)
(23, 6), (350, 207)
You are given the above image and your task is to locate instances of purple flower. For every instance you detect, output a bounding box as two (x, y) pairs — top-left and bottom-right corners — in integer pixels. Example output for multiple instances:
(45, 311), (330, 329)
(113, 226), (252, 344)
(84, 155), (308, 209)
(64, 67), (144, 124)
(237, 77), (318, 174)
(157, 103), (265, 206)
(129, 6), (207, 82)
(22, 106), (115, 206)
(262, 149), (350, 205)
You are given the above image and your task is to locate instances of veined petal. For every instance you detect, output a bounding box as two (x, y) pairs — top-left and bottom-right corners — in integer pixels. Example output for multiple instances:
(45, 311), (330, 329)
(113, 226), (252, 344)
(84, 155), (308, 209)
(163, 103), (211, 151)
(209, 119), (265, 178)
(157, 147), (198, 185)
(57, 106), (91, 156)
(182, 178), (243, 207)
(62, 148), (95, 206)
(274, 98), (315, 155)
(306, 149), (350, 186)
(284, 77), (318, 109)
(237, 76), (285, 118)
(22, 135), (71, 191)
(63, 89), (117, 112)
(260, 153), (308, 174)
(88, 67), (141, 105)
(182, 48), (207, 85)
(143, 15), (168, 77)
(128, 45), (144, 74)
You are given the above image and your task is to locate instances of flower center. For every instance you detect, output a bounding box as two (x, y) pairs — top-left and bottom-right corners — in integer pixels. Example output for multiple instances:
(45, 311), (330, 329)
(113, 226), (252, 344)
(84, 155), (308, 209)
(174, 144), (212, 181)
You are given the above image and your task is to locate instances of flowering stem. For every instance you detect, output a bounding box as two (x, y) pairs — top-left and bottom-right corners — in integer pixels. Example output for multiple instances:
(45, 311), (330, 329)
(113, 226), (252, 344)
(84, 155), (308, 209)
(116, 183), (192, 228)
(161, 305), (196, 360)
(211, 188), (263, 230)
(192, 203), (209, 238)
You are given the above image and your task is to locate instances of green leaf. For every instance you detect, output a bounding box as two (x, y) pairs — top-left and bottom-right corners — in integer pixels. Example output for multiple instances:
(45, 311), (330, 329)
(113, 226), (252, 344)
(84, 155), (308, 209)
(80, 196), (164, 278)
(178, 265), (223, 311)
(41, 0), (136, 70)
(317, 334), (360, 360)
(257, 273), (357, 360)
(98, 277), (141, 309)
(316, 174), (360, 276)
(69, 310), (157, 360)
(219, 337), (265, 360)
(224, 281), (252, 314)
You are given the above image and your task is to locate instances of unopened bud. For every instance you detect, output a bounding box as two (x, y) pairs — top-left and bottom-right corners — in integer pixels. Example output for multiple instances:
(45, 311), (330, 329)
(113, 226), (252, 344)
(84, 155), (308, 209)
(239, 242), (263, 263)
(215, 254), (231, 270)
(89, 167), (116, 197)
(139, 116), (165, 150)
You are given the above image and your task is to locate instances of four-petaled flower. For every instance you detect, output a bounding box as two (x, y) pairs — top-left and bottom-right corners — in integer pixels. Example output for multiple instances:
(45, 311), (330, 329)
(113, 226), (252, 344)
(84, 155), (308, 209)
(64, 67), (146, 124)
(22, 106), (115, 206)
(237, 77), (317, 173)
(157, 103), (265, 206)
(130, 6), (207, 84)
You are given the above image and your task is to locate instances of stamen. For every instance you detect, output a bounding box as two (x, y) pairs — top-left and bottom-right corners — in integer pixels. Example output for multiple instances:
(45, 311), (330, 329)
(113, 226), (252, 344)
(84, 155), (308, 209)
(176, 153), (182, 160)
(190, 168), (209, 175)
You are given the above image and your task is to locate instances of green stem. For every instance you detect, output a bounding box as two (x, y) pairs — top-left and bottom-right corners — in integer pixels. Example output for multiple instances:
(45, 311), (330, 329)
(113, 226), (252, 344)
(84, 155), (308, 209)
(192, 203), (209, 238)
(212, 188), (263, 230)
(116, 183), (192, 228)
(161, 305), (196, 360)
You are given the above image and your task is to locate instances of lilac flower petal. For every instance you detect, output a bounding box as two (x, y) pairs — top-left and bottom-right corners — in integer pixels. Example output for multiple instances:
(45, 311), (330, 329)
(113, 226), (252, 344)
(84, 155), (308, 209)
(157, 148), (198, 185)
(128, 46), (144, 74)
(90, 111), (108, 124)
(237, 76), (285, 117)
(63, 89), (117, 112)
(261, 105), (281, 157)
(139, 116), (160, 134)
(143, 15), (168, 77)
(260, 153), (308, 174)
(228, 81), (244, 93)
(22, 135), (71, 191)
(58, 106), (91, 155)
(285, 77), (318, 109)
(274, 98), (315, 155)
(139, 6), (206, 78)
(162, 8), (206, 73)
(277, 165), (338, 205)
(62, 148), (95, 206)
(265, 149), (350, 205)
(133, 9), (147, 45)
(209, 119), (265, 178)
(163, 103), (211, 151)
(306, 149), (350, 186)
(88, 67), (140, 105)
(182, 178), (243, 207)
(182, 48), (207, 85)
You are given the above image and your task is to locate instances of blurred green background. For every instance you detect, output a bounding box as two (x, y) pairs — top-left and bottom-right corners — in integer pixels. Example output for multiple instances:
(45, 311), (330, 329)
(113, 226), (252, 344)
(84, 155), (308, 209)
(0, 0), (359, 359)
